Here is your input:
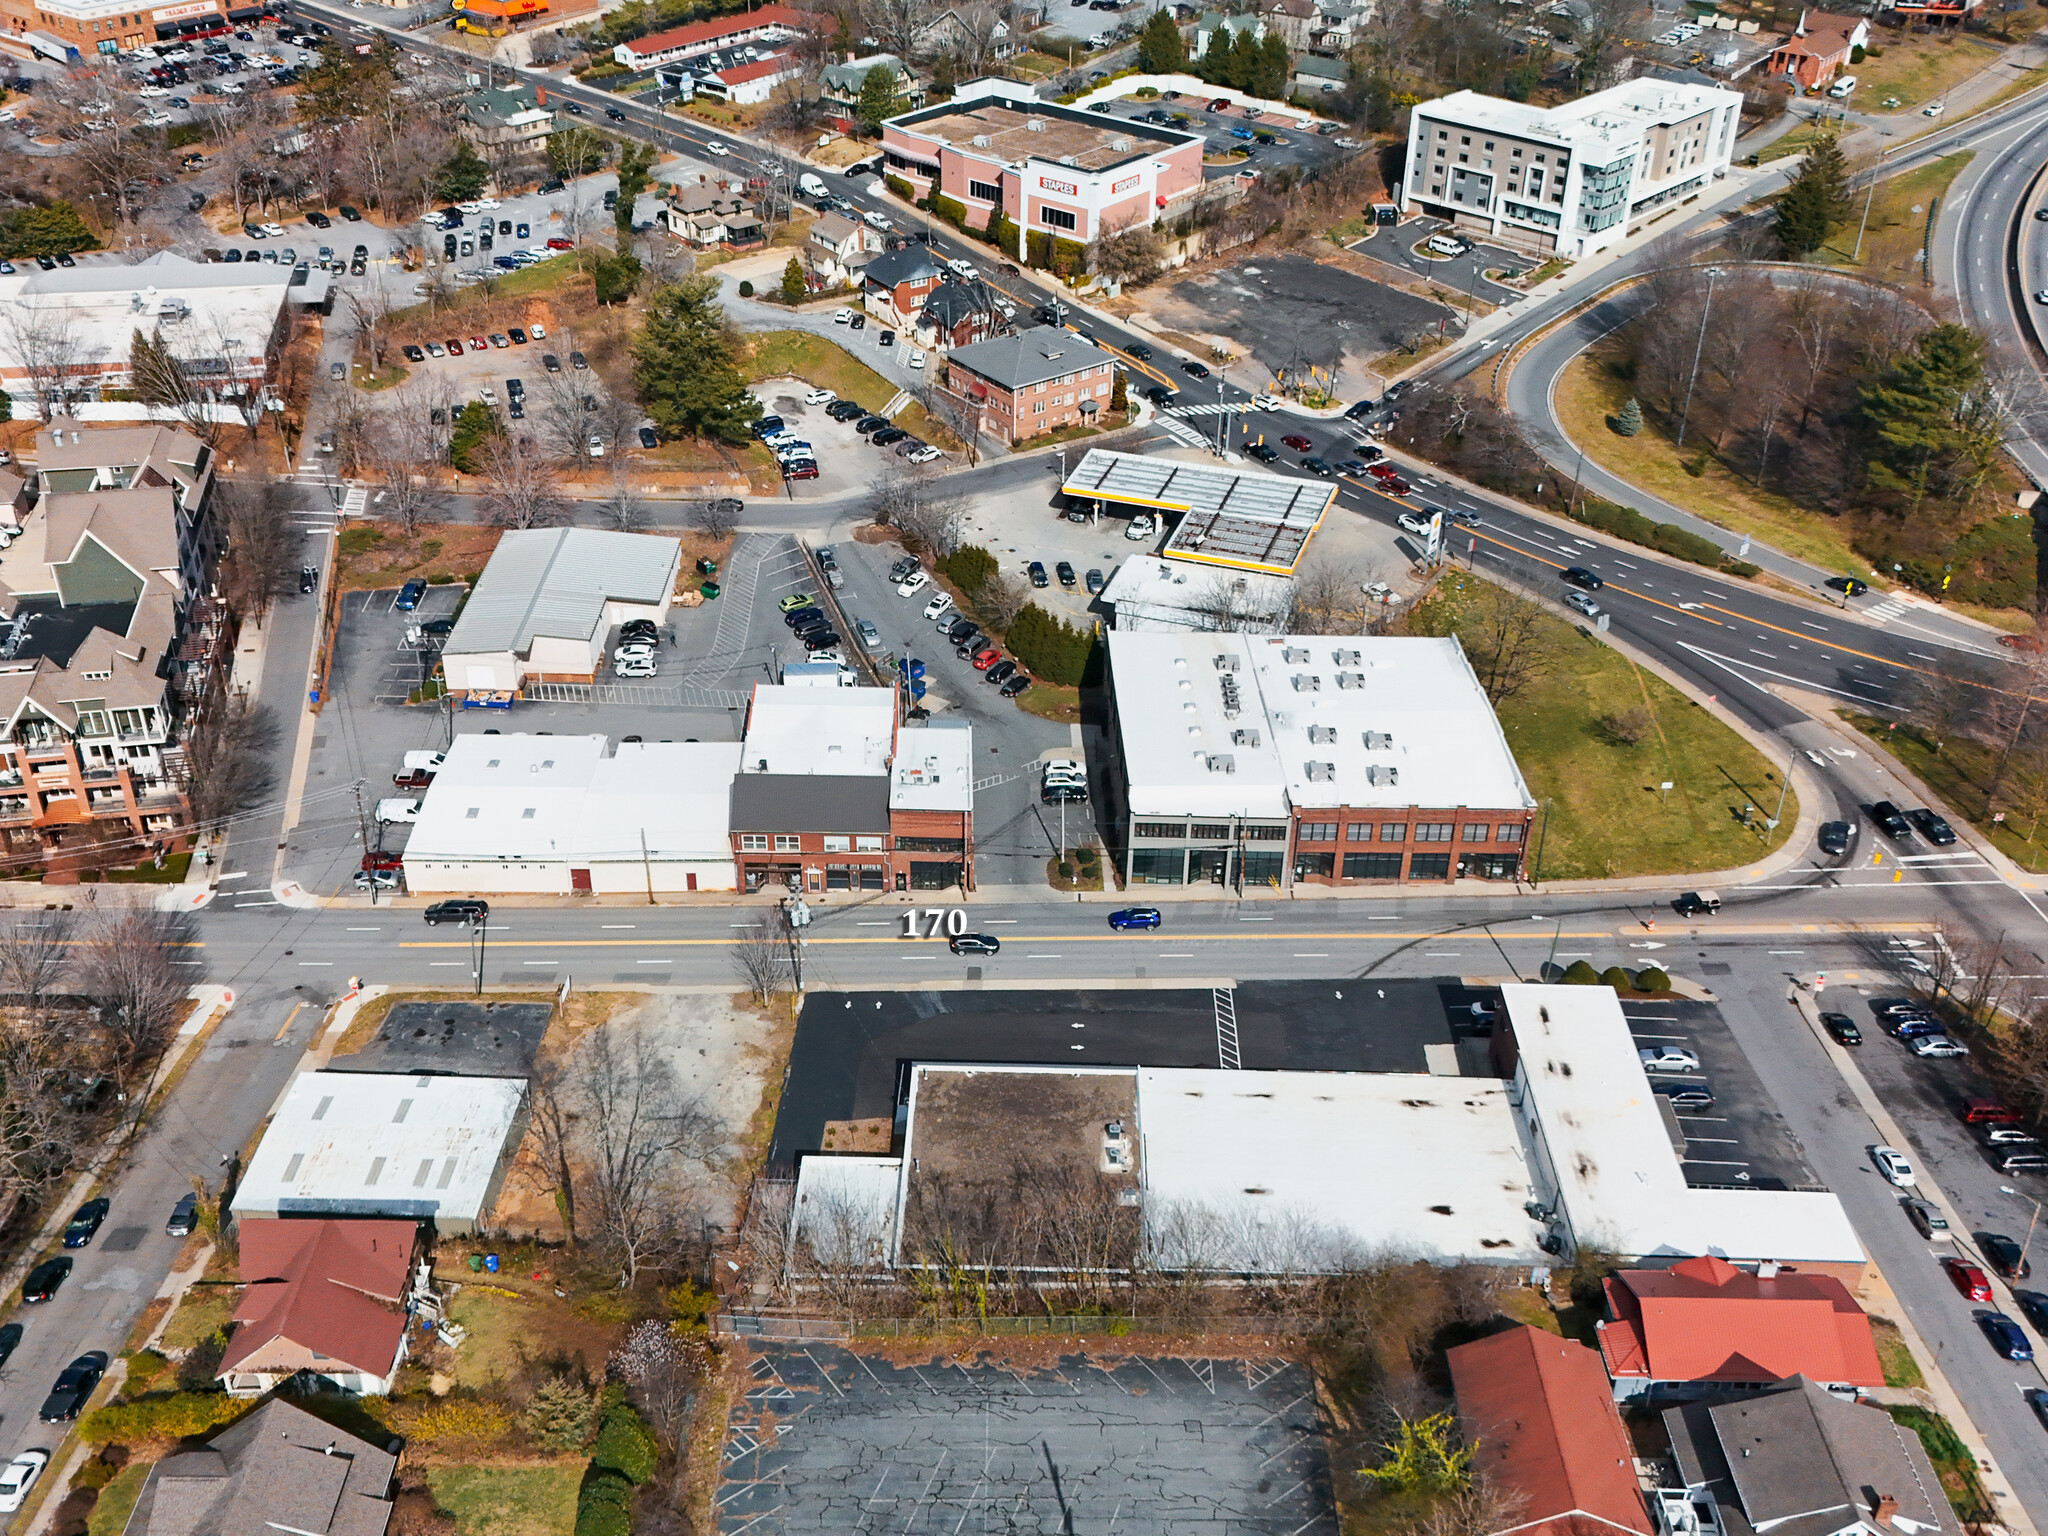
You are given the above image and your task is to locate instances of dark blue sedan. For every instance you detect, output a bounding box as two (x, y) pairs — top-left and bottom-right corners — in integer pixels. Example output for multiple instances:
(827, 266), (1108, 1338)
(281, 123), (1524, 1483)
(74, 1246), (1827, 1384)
(395, 578), (427, 611)
(1108, 907), (1162, 931)
(2017, 1290), (2048, 1334)
(1980, 1311), (2034, 1361)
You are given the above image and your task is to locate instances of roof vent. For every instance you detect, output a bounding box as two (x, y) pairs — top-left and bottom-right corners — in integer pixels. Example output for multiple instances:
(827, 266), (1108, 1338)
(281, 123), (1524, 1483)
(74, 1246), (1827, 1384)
(1308, 724), (1337, 745)
(1290, 673), (1320, 692)
(971, 133), (991, 146)
(1111, 137), (1130, 151)
(1231, 728), (1261, 747)
(1206, 753), (1236, 773)
(1364, 730), (1393, 750)
(1335, 671), (1366, 689)
(1212, 653), (1239, 672)
(1026, 117), (1046, 130)
(1305, 761), (1335, 781)
(1283, 646), (1310, 663)
(1366, 764), (1399, 787)
(1058, 154), (1079, 167)
(1334, 648), (1361, 665)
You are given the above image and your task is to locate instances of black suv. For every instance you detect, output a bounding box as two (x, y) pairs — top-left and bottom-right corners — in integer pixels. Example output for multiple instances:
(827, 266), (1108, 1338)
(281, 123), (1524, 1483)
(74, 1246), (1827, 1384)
(827, 399), (866, 421)
(1818, 820), (1855, 855)
(1562, 566), (1604, 591)
(1908, 808), (1957, 846)
(1870, 801), (1913, 840)
(423, 899), (489, 927)
(1984, 1232), (2033, 1280)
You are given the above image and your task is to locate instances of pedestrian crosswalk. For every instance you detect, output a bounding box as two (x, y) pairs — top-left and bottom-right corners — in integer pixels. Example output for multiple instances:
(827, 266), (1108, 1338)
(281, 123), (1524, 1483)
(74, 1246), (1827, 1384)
(1153, 414), (1209, 448)
(340, 487), (367, 516)
(1168, 402), (1253, 418)
(1863, 597), (1909, 624)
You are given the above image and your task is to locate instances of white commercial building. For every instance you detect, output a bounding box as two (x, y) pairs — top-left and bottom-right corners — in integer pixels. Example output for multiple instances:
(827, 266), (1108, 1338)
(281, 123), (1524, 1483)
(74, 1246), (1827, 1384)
(231, 1071), (529, 1236)
(1401, 79), (1743, 256)
(439, 528), (680, 699)
(402, 733), (741, 895)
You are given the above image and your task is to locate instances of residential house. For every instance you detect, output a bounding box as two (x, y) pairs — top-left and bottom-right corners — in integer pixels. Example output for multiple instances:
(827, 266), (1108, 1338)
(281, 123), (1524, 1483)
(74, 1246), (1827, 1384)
(38, 417), (218, 600)
(663, 187), (765, 249)
(219, 1219), (421, 1398)
(1660, 1376), (1960, 1536)
(121, 1398), (397, 1536)
(1256, 0), (1315, 50)
(1599, 1254), (1885, 1400)
(611, 3), (809, 69)
(457, 83), (556, 157)
(1291, 54), (1347, 93)
(917, 276), (1006, 349)
(862, 244), (948, 328)
(1307, 0), (1373, 54)
(821, 53), (923, 131)
(1448, 1325), (1653, 1536)
(695, 50), (808, 105)
(940, 324), (1117, 444)
(1764, 9), (1868, 88)
(1194, 10), (1263, 56)
(912, 6), (1017, 60)
(808, 211), (885, 284)
(730, 685), (973, 893)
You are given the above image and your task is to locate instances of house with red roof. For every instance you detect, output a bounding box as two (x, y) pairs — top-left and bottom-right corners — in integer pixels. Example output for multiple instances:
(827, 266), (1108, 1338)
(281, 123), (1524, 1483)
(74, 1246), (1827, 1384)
(1598, 1254), (1884, 1401)
(218, 1219), (421, 1398)
(1764, 9), (1869, 90)
(1447, 1325), (1652, 1536)
(696, 50), (808, 106)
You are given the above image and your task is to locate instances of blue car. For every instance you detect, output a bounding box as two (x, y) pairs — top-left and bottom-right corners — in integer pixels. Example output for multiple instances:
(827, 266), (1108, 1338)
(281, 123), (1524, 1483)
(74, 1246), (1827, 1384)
(493, 255), (519, 269)
(1980, 1312), (2033, 1361)
(395, 578), (427, 611)
(2016, 1290), (2048, 1334)
(1229, 126), (1255, 140)
(1108, 907), (1162, 931)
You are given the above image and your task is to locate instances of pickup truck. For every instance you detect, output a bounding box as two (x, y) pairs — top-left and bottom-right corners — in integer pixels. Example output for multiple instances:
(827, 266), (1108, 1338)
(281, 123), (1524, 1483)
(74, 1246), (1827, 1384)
(392, 768), (435, 790)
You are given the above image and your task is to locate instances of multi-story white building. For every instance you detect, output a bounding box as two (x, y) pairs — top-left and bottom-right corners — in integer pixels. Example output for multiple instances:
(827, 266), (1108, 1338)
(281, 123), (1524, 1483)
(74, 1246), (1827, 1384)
(1400, 79), (1742, 257)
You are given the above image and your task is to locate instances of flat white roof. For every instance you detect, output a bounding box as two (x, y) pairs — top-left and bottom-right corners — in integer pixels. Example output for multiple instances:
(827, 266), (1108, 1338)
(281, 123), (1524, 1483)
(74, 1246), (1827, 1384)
(1415, 79), (1741, 155)
(1109, 631), (1534, 815)
(742, 683), (896, 776)
(791, 1154), (902, 1266)
(889, 721), (972, 812)
(1098, 556), (1294, 634)
(1138, 1068), (1546, 1268)
(231, 1071), (526, 1224)
(1503, 984), (1865, 1266)
(0, 254), (290, 382)
(443, 528), (680, 657)
(1064, 449), (1334, 577)
(404, 733), (741, 864)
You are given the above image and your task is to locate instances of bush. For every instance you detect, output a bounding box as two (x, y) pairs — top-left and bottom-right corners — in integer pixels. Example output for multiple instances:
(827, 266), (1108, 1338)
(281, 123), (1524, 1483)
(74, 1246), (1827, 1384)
(1004, 604), (1095, 686)
(573, 1500), (631, 1536)
(1634, 966), (1671, 993)
(885, 175), (915, 201)
(176, 1330), (227, 1391)
(941, 544), (997, 593)
(124, 1351), (169, 1389)
(592, 1405), (657, 1484)
(737, 280), (754, 298)
(1561, 959), (1601, 985)
(1077, 846), (1098, 865)
(1599, 966), (1633, 992)
(1056, 861), (1075, 881)
(404, 1397), (516, 1449)
(1722, 560), (1762, 579)
(931, 195), (968, 228)
(80, 1393), (249, 1444)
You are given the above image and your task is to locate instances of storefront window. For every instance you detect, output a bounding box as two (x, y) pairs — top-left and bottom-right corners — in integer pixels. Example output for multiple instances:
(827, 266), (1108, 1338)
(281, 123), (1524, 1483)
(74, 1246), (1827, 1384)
(1130, 848), (1184, 884)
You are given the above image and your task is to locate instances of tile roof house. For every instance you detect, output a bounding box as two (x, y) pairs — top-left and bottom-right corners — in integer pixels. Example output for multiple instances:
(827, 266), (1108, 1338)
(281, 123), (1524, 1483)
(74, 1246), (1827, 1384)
(121, 1397), (397, 1536)
(1598, 1254), (1884, 1400)
(219, 1219), (421, 1398)
(1764, 9), (1868, 89)
(1448, 1325), (1652, 1536)
(1660, 1376), (1959, 1536)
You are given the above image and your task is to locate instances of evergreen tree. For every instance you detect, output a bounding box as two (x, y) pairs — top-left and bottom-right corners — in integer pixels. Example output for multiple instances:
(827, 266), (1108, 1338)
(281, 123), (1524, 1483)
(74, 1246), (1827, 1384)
(1612, 396), (1642, 437)
(1858, 322), (2001, 509)
(1252, 33), (1290, 99)
(447, 400), (501, 472)
(1225, 26), (1260, 90)
(1137, 8), (1187, 73)
(780, 255), (806, 304)
(631, 275), (760, 443)
(1111, 369), (1128, 415)
(592, 252), (641, 305)
(1774, 134), (1850, 258)
(614, 141), (656, 242)
(434, 143), (490, 203)
(856, 64), (905, 134)
(985, 209), (1018, 256)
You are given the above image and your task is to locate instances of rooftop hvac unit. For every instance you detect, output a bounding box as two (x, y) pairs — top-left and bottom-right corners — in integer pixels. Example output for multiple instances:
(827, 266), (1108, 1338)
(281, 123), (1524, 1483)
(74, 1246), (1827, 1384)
(1336, 671), (1366, 689)
(1363, 730), (1393, 750)
(1212, 653), (1239, 672)
(1059, 155), (1079, 167)
(971, 133), (991, 146)
(1334, 648), (1361, 665)
(1207, 753), (1236, 773)
(1367, 764), (1399, 787)
(1308, 724), (1338, 745)
(1026, 117), (1046, 130)
(1290, 673), (1321, 692)
(1231, 728), (1261, 747)
(1305, 761), (1335, 781)
(1283, 646), (1310, 663)
(1111, 137), (1130, 151)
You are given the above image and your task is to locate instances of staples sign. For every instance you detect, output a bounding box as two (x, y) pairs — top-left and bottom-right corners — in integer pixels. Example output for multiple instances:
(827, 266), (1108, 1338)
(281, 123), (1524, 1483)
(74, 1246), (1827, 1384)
(1038, 176), (1078, 196)
(1111, 175), (1140, 195)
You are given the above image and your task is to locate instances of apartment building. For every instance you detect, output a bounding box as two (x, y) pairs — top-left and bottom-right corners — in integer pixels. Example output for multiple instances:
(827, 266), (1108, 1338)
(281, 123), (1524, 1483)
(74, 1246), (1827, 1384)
(1401, 79), (1742, 256)
(941, 325), (1117, 444)
(456, 83), (556, 157)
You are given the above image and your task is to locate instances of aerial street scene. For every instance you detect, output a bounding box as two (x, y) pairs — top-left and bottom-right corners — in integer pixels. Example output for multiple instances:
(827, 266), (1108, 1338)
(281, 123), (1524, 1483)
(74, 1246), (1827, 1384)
(2, 0), (2048, 1530)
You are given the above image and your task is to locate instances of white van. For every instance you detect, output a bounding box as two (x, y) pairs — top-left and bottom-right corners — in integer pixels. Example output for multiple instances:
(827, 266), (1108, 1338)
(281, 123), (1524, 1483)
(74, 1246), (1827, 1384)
(797, 172), (827, 199)
(1827, 74), (1857, 98)
(1425, 232), (1466, 257)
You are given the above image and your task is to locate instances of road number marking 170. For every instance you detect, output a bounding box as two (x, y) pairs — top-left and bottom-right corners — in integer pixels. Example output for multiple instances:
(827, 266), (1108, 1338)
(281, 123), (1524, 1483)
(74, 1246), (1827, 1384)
(901, 908), (967, 938)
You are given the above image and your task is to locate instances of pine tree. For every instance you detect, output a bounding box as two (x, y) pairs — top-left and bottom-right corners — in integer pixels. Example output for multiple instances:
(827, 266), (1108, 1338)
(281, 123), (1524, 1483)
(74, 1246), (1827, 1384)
(780, 255), (805, 304)
(1111, 370), (1128, 415)
(1224, 26), (1259, 90)
(1612, 396), (1642, 437)
(1137, 8), (1186, 73)
(856, 64), (904, 134)
(631, 275), (760, 443)
(1252, 33), (1290, 100)
(1775, 134), (1850, 258)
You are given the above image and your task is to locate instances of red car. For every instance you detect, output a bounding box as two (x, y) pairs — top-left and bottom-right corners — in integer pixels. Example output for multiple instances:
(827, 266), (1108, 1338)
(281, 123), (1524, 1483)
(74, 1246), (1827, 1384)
(972, 646), (1003, 670)
(1281, 433), (1312, 452)
(1377, 475), (1412, 495)
(392, 768), (434, 790)
(546, 236), (574, 251)
(361, 850), (402, 872)
(444, 338), (463, 355)
(469, 335), (489, 352)
(1945, 1257), (1993, 1302)
(1367, 462), (1400, 480)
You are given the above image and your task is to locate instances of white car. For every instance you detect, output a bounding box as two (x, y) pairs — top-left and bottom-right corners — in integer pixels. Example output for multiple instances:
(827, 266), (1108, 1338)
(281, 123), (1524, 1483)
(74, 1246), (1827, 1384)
(0, 1451), (48, 1514)
(475, 197), (501, 210)
(764, 430), (803, 449)
(1252, 393), (1283, 410)
(402, 751), (446, 773)
(259, 222), (286, 237)
(804, 388), (835, 405)
(1396, 512), (1432, 537)
(908, 350), (926, 370)
(588, 434), (606, 458)
(907, 445), (942, 463)
(923, 592), (954, 619)
(863, 210), (891, 230)
(1638, 1045), (1701, 1073)
(1872, 1146), (1917, 1187)
(614, 644), (656, 662)
(1910, 1034), (1969, 1058)
(455, 200), (483, 214)
(833, 308), (852, 324)
(374, 797), (421, 824)
(530, 323), (546, 340)
(138, 84), (170, 97)
(1923, 101), (1945, 116)
(773, 442), (814, 462)
(705, 140), (730, 156)
(897, 571), (931, 597)
(615, 657), (658, 676)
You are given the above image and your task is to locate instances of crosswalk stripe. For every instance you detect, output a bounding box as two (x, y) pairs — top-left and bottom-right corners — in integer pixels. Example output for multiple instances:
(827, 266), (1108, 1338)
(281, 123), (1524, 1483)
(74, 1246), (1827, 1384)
(1154, 415), (1208, 448)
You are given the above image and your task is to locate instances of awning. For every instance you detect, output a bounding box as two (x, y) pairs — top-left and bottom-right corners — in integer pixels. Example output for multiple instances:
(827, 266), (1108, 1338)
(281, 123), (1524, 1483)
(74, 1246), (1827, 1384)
(226, 6), (265, 18)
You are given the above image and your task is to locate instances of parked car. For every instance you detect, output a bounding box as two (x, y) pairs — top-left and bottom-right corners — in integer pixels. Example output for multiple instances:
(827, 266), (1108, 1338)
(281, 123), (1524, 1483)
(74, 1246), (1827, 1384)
(39, 1353), (107, 1423)
(1903, 1199), (1950, 1241)
(394, 578), (427, 610)
(1029, 561), (1049, 587)
(1820, 1012), (1863, 1045)
(1651, 1081), (1714, 1111)
(1983, 1232), (2032, 1280)
(166, 1191), (198, 1236)
(21, 1257), (70, 1303)
(1980, 1311), (2033, 1361)
(999, 674), (1032, 697)
(1910, 1034), (1969, 1058)
(374, 798), (421, 824)
(0, 1451), (48, 1514)
(1638, 1046), (1701, 1073)
(62, 1197), (109, 1248)
(1873, 1145), (1917, 1187)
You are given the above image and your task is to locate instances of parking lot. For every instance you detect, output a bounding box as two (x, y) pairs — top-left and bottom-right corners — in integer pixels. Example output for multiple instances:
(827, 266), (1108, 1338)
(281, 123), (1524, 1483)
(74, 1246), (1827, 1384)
(1080, 92), (1353, 184)
(1624, 997), (1821, 1191)
(1348, 220), (1530, 306)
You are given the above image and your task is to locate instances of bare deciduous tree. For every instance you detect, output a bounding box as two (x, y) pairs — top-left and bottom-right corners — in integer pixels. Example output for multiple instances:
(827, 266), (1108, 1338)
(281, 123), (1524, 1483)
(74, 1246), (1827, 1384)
(362, 399), (451, 540)
(0, 306), (81, 422)
(179, 689), (280, 838)
(732, 920), (793, 1005)
(865, 464), (967, 556)
(1456, 580), (1556, 705)
(571, 1024), (719, 1285)
(214, 479), (300, 625)
(478, 435), (570, 529)
(0, 910), (71, 1014)
(690, 497), (742, 540)
(76, 909), (190, 1087)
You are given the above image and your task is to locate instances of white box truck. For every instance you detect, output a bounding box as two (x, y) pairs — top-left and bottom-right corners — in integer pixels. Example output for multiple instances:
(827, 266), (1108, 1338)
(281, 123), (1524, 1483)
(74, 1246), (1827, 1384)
(797, 173), (828, 199)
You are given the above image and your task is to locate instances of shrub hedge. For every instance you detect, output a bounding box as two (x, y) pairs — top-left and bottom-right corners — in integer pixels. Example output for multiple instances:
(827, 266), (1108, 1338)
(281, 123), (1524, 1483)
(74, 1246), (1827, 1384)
(591, 1405), (657, 1486)
(1005, 604), (1094, 686)
(80, 1393), (248, 1443)
(1634, 966), (1671, 992)
(1560, 959), (1601, 985)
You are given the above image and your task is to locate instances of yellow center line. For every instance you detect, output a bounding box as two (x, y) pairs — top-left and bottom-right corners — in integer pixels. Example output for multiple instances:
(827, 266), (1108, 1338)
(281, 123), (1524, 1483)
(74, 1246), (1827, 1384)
(273, 1001), (304, 1043)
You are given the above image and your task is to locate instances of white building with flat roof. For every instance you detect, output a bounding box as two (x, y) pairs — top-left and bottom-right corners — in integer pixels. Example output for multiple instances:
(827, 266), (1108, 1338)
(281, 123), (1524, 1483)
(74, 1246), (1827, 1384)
(401, 733), (741, 895)
(231, 1071), (529, 1236)
(1402, 79), (1743, 256)
(739, 683), (896, 776)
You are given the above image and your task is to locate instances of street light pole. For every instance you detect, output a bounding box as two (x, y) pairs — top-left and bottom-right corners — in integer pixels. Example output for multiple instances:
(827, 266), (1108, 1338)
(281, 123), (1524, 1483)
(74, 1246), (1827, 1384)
(471, 914), (487, 996)
(1674, 266), (1725, 451)
(2004, 1185), (2043, 1268)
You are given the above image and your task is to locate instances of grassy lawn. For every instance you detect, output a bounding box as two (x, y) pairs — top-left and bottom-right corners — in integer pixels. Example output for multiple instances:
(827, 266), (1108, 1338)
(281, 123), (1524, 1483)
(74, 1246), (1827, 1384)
(1871, 1317), (1926, 1389)
(1856, 33), (2009, 111)
(424, 1466), (579, 1536)
(1014, 681), (1082, 723)
(1413, 576), (1798, 880)
(335, 524), (501, 592)
(1497, 1286), (1563, 1334)
(1843, 712), (2048, 872)
(740, 331), (955, 449)
(1887, 1406), (1993, 1522)
(1758, 120), (1838, 164)
(86, 1464), (149, 1536)
(1558, 348), (1872, 577)
(160, 1284), (236, 1351)
(1818, 152), (1969, 284)
(92, 851), (194, 883)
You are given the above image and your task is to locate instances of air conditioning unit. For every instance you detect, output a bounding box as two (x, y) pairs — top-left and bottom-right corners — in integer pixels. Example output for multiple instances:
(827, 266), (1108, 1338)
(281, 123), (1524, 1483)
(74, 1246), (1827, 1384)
(1308, 725), (1337, 745)
(1283, 646), (1310, 664)
(1213, 653), (1239, 672)
(1305, 761), (1335, 781)
(1363, 730), (1393, 750)
(1366, 764), (1399, 787)
(1231, 728), (1260, 747)
(1026, 117), (1046, 131)
(971, 133), (991, 146)
(1290, 673), (1321, 692)
(1336, 671), (1366, 689)
(1206, 753), (1236, 773)
(1334, 649), (1361, 665)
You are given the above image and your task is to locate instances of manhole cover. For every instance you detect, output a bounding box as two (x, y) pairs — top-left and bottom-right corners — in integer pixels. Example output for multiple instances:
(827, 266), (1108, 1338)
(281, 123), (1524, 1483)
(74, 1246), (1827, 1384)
(99, 1226), (146, 1253)
(1700, 962), (1733, 976)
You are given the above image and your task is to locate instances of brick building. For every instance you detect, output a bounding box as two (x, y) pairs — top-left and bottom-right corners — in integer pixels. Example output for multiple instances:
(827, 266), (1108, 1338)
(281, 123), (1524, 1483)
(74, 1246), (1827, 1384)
(1105, 631), (1536, 889)
(942, 326), (1117, 444)
(1764, 10), (1868, 88)
(861, 245), (946, 329)
(731, 685), (973, 893)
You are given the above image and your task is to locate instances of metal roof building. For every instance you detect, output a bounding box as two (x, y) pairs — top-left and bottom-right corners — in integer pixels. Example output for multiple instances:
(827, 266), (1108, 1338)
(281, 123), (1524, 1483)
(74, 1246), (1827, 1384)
(1060, 449), (1334, 575)
(231, 1071), (528, 1235)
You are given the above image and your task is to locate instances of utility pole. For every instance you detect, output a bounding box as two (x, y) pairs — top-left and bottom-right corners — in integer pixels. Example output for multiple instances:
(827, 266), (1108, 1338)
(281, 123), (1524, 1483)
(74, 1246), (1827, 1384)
(1852, 144), (1887, 263)
(783, 895), (809, 990)
(641, 827), (654, 905)
(1674, 266), (1725, 450)
(352, 779), (375, 904)
(471, 914), (488, 996)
